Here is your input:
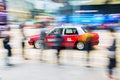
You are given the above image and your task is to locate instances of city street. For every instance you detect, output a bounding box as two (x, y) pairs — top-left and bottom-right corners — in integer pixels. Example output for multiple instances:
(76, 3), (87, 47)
(0, 29), (120, 80)
(0, 0), (120, 80)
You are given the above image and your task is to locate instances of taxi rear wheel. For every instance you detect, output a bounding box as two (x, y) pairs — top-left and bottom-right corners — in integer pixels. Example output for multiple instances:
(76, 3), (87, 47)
(75, 42), (85, 50)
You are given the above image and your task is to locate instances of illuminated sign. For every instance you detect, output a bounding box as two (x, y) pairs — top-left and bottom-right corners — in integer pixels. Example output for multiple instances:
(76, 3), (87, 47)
(0, 5), (5, 12)
(0, 5), (4, 10)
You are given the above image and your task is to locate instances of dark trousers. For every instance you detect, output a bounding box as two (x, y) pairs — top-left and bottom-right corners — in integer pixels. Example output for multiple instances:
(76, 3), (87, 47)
(22, 41), (25, 58)
(56, 46), (62, 61)
(8, 49), (12, 57)
(108, 59), (116, 75)
(56, 48), (61, 60)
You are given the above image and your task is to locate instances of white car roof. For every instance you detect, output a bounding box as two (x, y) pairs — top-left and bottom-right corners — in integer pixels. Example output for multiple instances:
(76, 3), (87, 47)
(49, 24), (86, 34)
(54, 24), (84, 29)
(59, 24), (83, 28)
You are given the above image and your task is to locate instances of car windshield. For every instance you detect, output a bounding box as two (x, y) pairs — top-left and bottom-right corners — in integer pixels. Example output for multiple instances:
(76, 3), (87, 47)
(81, 27), (87, 33)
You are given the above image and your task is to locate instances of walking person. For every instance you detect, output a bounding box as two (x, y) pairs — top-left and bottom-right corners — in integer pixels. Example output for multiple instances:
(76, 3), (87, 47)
(107, 28), (117, 80)
(54, 30), (63, 64)
(36, 22), (48, 61)
(3, 35), (13, 66)
(39, 28), (46, 61)
(85, 26), (93, 67)
(85, 36), (93, 67)
(20, 22), (28, 60)
(21, 38), (29, 60)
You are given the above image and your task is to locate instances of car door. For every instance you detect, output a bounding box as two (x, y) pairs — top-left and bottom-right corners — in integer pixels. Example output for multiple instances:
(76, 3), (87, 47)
(46, 28), (63, 46)
(62, 28), (79, 47)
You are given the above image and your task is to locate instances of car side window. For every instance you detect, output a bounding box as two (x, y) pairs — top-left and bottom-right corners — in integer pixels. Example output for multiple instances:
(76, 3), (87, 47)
(64, 28), (78, 35)
(49, 28), (63, 35)
(73, 28), (78, 34)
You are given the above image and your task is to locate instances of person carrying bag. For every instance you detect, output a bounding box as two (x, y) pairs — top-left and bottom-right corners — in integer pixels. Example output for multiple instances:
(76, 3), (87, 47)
(107, 28), (117, 80)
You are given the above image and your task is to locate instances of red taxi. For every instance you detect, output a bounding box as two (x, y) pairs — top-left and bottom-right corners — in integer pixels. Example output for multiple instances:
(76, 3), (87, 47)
(28, 25), (99, 50)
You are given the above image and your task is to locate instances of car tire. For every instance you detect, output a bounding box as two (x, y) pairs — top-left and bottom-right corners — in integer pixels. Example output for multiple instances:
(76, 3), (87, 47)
(34, 40), (43, 49)
(75, 42), (85, 50)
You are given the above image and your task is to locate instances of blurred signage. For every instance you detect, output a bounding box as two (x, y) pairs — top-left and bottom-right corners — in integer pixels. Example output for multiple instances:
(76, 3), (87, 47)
(75, 10), (98, 13)
(0, 25), (9, 31)
(0, 5), (4, 10)
(0, 0), (8, 33)
(70, 0), (120, 5)
(0, 5), (4, 9)
(110, 14), (120, 18)
(69, 14), (104, 24)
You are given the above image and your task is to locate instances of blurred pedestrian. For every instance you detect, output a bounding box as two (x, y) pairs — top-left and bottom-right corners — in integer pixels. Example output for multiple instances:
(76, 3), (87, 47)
(20, 22), (28, 60)
(3, 35), (13, 66)
(107, 28), (117, 80)
(19, 22), (25, 37)
(39, 22), (47, 61)
(39, 28), (46, 61)
(21, 38), (29, 60)
(85, 26), (93, 67)
(54, 30), (63, 64)
(85, 36), (93, 67)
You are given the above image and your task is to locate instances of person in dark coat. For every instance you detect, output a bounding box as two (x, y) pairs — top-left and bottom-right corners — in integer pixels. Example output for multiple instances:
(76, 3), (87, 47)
(85, 26), (93, 67)
(39, 28), (47, 61)
(40, 28), (46, 49)
(54, 30), (63, 64)
(20, 22), (29, 60)
(37, 22), (47, 61)
(107, 28), (117, 80)
(85, 37), (93, 54)
(3, 35), (13, 66)
(3, 36), (12, 56)
(85, 36), (93, 67)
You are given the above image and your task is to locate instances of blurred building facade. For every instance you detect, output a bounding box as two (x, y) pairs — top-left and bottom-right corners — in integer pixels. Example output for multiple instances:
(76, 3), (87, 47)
(55, 0), (120, 24)
(53, 0), (120, 5)
(68, 0), (120, 5)
(7, 0), (34, 22)
(58, 0), (120, 15)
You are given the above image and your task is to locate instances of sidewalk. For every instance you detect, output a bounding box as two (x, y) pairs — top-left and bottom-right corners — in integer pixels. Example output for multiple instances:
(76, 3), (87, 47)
(0, 48), (120, 80)
(0, 60), (120, 80)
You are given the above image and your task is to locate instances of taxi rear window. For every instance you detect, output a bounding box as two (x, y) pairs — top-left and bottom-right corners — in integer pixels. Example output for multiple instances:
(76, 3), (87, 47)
(64, 28), (78, 35)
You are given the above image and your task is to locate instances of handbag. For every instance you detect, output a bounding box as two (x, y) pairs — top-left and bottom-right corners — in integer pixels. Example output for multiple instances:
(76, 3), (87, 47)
(107, 46), (116, 51)
(107, 38), (116, 51)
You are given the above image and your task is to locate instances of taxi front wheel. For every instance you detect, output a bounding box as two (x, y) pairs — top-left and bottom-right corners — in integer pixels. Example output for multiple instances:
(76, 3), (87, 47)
(34, 40), (43, 49)
(75, 42), (85, 50)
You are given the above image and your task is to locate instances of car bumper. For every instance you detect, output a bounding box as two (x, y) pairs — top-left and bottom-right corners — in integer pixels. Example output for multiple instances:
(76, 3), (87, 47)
(93, 40), (99, 45)
(28, 41), (34, 45)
